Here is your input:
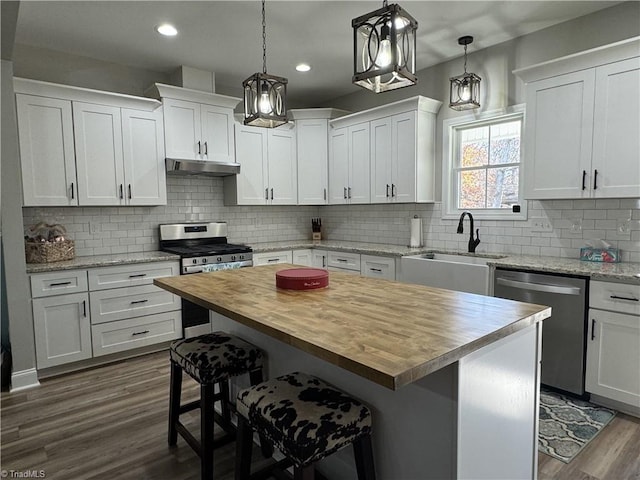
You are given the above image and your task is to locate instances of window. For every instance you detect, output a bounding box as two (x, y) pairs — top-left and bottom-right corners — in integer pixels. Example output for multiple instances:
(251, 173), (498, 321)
(442, 105), (527, 220)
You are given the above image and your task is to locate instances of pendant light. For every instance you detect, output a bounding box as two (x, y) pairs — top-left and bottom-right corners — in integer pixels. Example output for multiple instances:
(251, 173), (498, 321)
(352, 0), (418, 93)
(449, 36), (481, 110)
(243, 0), (287, 128)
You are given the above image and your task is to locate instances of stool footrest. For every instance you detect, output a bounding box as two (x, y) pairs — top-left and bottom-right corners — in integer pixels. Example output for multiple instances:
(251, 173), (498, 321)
(175, 421), (236, 457)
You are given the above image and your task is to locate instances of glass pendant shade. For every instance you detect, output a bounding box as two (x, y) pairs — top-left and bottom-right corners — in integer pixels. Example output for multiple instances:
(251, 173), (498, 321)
(352, 2), (418, 93)
(449, 36), (481, 110)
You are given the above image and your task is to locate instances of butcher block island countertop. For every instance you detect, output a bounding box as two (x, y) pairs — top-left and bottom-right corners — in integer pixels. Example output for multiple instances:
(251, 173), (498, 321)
(154, 263), (550, 390)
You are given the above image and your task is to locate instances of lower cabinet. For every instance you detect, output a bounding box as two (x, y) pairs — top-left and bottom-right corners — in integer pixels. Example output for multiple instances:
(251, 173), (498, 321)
(290, 249), (396, 279)
(30, 260), (181, 370)
(253, 250), (293, 266)
(292, 249), (328, 268)
(361, 254), (396, 281)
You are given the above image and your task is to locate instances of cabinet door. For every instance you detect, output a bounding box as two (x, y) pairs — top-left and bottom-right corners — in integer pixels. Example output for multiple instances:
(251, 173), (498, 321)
(292, 249), (313, 266)
(312, 250), (328, 269)
(234, 124), (268, 205)
(297, 119), (329, 205)
(16, 94), (78, 206)
(328, 127), (349, 204)
(122, 108), (167, 205)
(201, 104), (235, 163)
(349, 122), (371, 204)
(361, 255), (396, 281)
(268, 127), (297, 205)
(33, 292), (92, 368)
(586, 309), (640, 407)
(524, 70), (595, 199)
(592, 57), (640, 198)
(163, 98), (201, 160)
(392, 111), (417, 203)
(73, 102), (124, 205)
(370, 117), (393, 203)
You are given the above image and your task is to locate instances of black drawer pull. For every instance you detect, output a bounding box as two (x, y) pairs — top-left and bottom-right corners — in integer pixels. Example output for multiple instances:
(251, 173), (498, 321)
(132, 330), (149, 336)
(70, 182), (75, 200)
(49, 281), (72, 287)
(593, 169), (598, 190)
(119, 184), (124, 199)
(131, 299), (149, 305)
(591, 319), (596, 340)
(267, 258), (280, 263)
(610, 295), (639, 302)
(82, 300), (87, 317)
(336, 258), (348, 262)
(370, 268), (383, 272)
(129, 273), (147, 278)
(582, 170), (587, 190)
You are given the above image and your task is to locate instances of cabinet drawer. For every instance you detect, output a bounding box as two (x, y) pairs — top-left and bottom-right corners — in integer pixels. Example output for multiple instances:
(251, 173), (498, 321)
(590, 281), (640, 315)
(253, 251), (293, 266)
(31, 270), (88, 298)
(91, 311), (182, 357)
(327, 251), (361, 271)
(88, 261), (179, 291)
(361, 255), (396, 281)
(89, 284), (180, 324)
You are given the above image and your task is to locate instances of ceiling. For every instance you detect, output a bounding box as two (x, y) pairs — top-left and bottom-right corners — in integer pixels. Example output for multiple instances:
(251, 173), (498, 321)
(14, 1), (620, 105)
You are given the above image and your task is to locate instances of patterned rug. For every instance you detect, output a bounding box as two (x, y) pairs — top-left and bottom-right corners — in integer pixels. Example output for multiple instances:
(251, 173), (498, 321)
(538, 388), (616, 463)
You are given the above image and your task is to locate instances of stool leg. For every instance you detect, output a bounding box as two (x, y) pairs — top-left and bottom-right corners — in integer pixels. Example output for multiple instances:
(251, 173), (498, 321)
(294, 465), (315, 480)
(168, 361), (182, 446)
(249, 369), (273, 459)
(235, 415), (253, 480)
(201, 383), (215, 480)
(219, 379), (233, 433)
(353, 435), (376, 480)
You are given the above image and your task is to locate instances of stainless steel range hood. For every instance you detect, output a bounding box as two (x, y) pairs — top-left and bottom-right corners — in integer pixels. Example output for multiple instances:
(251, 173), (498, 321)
(165, 158), (240, 176)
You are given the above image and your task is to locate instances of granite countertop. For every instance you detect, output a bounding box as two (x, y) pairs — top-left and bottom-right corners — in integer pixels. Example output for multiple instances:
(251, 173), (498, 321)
(26, 251), (180, 274)
(155, 264), (551, 390)
(250, 240), (434, 257)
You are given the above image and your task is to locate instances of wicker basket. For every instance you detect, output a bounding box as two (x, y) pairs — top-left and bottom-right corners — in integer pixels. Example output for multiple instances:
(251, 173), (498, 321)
(25, 239), (75, 263)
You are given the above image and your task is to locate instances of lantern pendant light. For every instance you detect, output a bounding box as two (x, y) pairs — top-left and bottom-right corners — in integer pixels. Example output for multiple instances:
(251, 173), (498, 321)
(243, 0), (288, 128)
(449, 36), (481, 110)
(352, 0), (418, 93)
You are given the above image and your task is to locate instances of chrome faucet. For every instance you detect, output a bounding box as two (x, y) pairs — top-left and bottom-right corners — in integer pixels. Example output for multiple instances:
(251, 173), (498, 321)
(457, 211), (481, 253)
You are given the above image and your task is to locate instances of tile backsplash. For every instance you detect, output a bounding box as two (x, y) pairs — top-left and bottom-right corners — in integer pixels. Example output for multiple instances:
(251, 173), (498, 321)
(23, 176), (640, 262)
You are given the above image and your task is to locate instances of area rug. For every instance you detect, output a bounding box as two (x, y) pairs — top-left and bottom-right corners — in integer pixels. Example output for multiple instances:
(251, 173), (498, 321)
(538, 388), (616, 463)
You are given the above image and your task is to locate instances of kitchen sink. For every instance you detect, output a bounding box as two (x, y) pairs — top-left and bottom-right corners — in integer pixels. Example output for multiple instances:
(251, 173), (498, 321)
(399, 252), (503, 295)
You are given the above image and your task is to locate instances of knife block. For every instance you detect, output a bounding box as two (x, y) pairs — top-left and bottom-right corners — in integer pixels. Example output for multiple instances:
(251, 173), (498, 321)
(312, 231), (322, 241)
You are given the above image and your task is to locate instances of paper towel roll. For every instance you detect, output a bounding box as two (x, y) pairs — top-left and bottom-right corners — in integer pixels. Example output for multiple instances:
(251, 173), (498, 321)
(409, 216), (423, 247)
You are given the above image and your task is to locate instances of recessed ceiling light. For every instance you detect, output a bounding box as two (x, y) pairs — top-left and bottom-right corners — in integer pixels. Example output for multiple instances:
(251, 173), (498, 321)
(296, 63), (311, 72)
(156, 24), (178, 37)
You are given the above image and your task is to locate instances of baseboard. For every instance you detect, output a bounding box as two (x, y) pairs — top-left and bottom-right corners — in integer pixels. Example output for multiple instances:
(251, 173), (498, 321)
(10, 368), (40, 392)
(589, 393), (640, 418)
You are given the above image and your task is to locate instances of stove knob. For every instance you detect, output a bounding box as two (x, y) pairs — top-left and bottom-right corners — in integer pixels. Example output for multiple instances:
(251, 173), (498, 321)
(217, 257), (222, 262)
(239, 254), (244, 260)
(231, 255), (236, 261)
(192, 259), (197, 265)
(201, 258), (207, 264)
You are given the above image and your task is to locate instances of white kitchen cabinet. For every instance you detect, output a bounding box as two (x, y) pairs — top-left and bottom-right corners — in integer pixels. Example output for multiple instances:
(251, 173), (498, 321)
(516, 38), (640, 199)
(586, 281), (640, 411)
(361, 255), (396, 281)
(292, 249), (328, 268)
(253, 251), (293, 266)
(224, 123), (297, 205)
(290, 109), (348, 205)
(146, 83), (239, 164)
(327, 251), (361, 272)
(328, 123), (370, 204)
(16, 94), (78, 206)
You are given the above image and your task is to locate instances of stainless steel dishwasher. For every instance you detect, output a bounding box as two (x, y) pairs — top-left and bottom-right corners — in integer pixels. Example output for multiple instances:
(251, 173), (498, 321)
(494, 269), (588, 395)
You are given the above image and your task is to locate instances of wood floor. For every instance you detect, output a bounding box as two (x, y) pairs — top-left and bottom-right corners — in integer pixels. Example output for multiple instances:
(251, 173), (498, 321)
(1, 351), (639, 480)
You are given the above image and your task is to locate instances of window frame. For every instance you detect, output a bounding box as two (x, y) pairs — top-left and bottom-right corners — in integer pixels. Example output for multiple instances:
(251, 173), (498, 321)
(442, 104), (527, 221)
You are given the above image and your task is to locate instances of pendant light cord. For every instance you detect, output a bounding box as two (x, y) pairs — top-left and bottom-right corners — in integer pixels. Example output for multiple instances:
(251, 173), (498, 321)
(262, 0), (267, 74)
(464, 44), (469, 74)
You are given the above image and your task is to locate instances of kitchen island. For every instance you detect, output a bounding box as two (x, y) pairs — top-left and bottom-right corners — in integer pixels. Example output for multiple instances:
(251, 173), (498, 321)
(155, 264), (551, 479)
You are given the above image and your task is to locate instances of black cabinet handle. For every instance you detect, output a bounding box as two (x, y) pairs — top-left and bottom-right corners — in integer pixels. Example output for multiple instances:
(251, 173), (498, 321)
(132, 330), (149, 336)
(70, 182), (75, 200)
(610, 295), (639, 302)
(82, 300), (87, 317)
(322, 256), (326, 268)
(204, 142), (208, 155)
(129, 273), (147, 278)
(336, 258), (348, 263)
(591, 319), (595, 340)
(265, 188), (269, 200)
(370, 268), (383, 272)
(391, 183), (396, 197)
(582, 170), (587, 190)
(119, 184), (124, 199)
(131, 299), (148, 304)
(267, 258), (280, 263)
(323, 188), (327, 201)
(128, 184), (132, 199)
(343, 187), (347, 199)
(270, 188), (274, 200)
(593, 169), (598, 190)
(197, 141), (202, 155)
(386, 184), (390, 197)
(50, 281), (71, 287)
(348, 187), (352, 199)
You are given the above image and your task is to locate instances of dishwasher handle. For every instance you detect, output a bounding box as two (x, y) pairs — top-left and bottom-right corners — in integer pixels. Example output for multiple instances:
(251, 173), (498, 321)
(496, 277), (581, 295)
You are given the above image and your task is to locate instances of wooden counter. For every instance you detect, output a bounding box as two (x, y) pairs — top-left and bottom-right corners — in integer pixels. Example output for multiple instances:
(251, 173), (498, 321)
(154, 264), (550, 390)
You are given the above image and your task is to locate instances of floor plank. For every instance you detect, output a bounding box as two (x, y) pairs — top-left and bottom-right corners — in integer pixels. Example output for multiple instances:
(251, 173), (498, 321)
(2, 351), (639, 479)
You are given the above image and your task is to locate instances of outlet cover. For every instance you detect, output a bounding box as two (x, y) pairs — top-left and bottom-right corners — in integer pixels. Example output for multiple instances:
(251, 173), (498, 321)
(531, 218), (553, 232)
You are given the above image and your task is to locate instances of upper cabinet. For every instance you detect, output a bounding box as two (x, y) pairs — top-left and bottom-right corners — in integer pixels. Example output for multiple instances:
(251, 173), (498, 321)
(329, 96), (441, 205)
(15, 78), (166, 207)
(290, 109), (348, 205)
(516, 37), (640, 199)
(224, 122), (297, 205)
(145, 83), (240, 164)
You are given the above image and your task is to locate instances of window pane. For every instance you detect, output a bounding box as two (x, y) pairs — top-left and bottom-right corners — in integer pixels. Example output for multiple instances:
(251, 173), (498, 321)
(487, 167), (519, 208)
(489, 121), (521, 165)
(460, 126), (488, 167)
(459, 169), (486, 209)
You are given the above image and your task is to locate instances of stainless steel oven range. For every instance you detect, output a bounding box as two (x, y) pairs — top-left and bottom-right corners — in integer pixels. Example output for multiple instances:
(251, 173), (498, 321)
(159, 222), (252, 338)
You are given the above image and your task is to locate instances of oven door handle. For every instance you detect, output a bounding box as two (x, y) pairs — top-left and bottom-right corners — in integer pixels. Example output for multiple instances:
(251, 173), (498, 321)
(496, 277), (581, 295)
(183, 265), (205, 274)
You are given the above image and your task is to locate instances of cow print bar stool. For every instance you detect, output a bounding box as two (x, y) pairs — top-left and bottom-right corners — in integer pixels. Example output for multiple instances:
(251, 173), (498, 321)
(235, 371), (376, 480)
(168, 331), (269, 480)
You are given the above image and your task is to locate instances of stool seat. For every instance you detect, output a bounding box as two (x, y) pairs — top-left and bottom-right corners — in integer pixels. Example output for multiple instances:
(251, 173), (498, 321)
(170, 331), (263, 384)
(237, 371), (372, 468)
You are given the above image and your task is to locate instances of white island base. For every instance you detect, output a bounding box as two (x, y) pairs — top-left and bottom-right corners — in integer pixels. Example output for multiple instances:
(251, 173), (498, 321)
(211, 312), (542, 480)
